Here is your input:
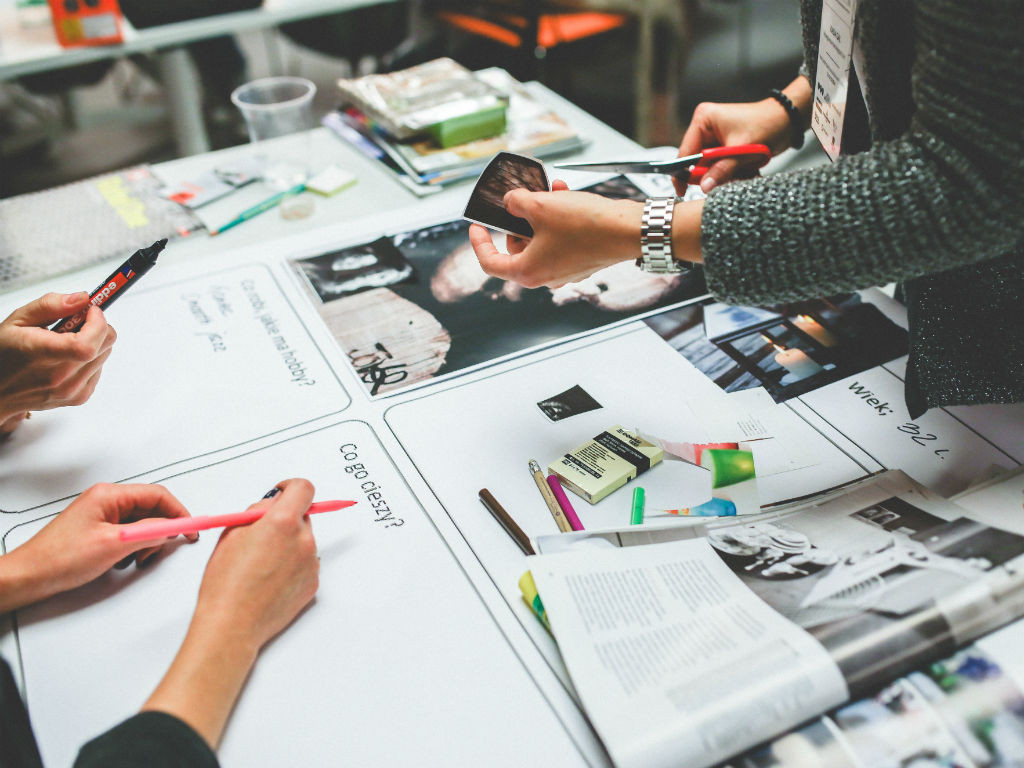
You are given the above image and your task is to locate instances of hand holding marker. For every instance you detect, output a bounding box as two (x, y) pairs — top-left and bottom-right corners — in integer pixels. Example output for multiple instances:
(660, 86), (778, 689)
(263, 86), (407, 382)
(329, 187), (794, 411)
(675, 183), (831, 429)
(51, 239), (167, 334)
(119, 499), (356, 542)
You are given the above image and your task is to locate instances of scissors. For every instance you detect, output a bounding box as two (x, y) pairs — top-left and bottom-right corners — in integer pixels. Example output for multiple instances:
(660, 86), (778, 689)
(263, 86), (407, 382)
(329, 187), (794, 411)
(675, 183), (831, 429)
(554, 144), (771, 185)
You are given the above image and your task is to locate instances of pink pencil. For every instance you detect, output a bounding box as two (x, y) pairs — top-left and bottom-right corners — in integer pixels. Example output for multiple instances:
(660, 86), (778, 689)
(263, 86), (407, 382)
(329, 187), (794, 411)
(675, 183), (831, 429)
(118, 500), (356, 542)
(546, 475), (585, 531)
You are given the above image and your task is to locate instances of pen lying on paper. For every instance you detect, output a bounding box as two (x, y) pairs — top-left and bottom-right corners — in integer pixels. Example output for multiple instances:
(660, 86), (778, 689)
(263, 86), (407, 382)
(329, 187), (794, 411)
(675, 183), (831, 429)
(209, 183), (306, 236)
(479, 488), (535, 555)
(118, 500), (356, 542)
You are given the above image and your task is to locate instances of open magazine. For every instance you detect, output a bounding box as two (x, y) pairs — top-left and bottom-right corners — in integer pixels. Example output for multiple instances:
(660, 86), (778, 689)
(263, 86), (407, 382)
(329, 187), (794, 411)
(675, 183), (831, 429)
(529, 470), (1024, 768)
(724, 614), (1024, 767)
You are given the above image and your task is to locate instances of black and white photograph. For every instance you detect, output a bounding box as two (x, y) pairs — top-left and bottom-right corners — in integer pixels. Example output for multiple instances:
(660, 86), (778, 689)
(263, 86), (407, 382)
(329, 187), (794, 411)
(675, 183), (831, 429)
(537, 384), (603, 422)
(644, 293), (909, 403)
(708, 497), (1024, 693)
(463, 151), (549, 238)
(292, 177), (709, 396)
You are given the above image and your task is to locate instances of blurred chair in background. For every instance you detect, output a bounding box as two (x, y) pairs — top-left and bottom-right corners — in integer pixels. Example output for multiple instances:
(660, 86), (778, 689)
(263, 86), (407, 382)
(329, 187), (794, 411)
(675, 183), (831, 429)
(278, 3), (412, 77)
(118, 0), (261, 143)
(426, 0), (627, 83)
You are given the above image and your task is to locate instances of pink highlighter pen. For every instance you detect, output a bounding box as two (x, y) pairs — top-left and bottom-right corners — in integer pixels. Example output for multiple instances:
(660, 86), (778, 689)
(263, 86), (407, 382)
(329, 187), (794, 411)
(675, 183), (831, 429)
(546, 474), (584, 532)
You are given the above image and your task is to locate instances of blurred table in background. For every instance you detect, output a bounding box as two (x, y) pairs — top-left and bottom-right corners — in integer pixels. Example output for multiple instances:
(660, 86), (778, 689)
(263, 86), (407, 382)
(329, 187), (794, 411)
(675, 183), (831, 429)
(0, 0), (411, 156)
(1, 0), (691, 153)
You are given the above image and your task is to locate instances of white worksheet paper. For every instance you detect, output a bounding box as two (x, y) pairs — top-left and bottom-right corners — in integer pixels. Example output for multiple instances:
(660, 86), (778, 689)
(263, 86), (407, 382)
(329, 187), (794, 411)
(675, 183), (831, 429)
(5, 422), (589, 768)
(799, 365), (1018, 497)
(385, 326), (869, 683)
(0, 263), (348, 512)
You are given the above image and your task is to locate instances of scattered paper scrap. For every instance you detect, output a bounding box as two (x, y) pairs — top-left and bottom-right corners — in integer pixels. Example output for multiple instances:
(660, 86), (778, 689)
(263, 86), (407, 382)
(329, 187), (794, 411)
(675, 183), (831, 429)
(537, 384), (602, 422)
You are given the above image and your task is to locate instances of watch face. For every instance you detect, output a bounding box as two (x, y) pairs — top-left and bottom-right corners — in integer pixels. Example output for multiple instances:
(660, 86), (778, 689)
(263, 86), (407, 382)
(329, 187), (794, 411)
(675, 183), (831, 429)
(463, 151), (549, 239)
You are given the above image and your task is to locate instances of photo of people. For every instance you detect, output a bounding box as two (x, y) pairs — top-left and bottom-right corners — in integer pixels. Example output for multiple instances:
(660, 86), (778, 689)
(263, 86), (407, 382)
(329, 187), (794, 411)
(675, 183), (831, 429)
(707, 497), (1024, 695)
(644, 293), (908, 403)
(292, 177), (709, 396)
(463, 151), (549, 238)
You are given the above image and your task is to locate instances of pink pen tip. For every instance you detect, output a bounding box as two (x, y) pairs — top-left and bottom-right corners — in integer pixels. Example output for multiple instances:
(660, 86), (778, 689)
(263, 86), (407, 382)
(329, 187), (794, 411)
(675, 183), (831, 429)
(308, 500), (357, 514)
(117, 499), (357, 542)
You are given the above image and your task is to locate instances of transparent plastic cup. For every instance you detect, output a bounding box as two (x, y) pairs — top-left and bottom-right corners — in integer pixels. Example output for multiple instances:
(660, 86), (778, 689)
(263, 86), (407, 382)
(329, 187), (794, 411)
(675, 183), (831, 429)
(231, 76), (317, 193)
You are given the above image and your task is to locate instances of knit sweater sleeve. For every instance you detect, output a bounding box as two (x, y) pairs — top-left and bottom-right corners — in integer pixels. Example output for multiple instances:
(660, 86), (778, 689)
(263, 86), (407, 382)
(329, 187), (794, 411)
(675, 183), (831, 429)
(700, 0), (1024, 305)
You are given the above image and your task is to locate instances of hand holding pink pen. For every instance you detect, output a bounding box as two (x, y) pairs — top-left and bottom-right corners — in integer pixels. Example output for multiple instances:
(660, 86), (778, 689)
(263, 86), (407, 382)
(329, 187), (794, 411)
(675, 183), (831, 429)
(119, 500), (356, 542)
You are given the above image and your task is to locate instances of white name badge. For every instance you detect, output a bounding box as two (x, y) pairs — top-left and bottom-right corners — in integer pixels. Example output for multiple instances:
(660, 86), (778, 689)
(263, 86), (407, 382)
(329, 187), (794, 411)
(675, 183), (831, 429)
(811, 0), (859, 161)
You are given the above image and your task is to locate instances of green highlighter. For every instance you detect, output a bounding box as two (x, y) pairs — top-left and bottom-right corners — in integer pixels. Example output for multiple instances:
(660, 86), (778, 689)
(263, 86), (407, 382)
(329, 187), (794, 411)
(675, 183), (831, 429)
(209, 182), (306, 236)
(630, 487), (645, 525)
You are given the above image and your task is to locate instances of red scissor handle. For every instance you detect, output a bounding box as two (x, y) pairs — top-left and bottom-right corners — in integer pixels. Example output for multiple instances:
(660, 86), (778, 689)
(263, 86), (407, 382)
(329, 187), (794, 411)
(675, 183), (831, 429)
(688, 143), (771, 184)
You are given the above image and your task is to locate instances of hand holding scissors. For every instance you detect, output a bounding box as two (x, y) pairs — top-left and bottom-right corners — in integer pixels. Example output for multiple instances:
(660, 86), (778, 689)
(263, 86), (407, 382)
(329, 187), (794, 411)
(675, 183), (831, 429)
(554, 144), (771, 186)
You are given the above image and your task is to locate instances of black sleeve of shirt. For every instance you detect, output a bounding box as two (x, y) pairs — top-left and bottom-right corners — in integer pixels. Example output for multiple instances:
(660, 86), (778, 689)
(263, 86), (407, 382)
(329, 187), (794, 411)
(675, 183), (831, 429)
(74, 711), (219, 768)
(0, 657), (44, 768)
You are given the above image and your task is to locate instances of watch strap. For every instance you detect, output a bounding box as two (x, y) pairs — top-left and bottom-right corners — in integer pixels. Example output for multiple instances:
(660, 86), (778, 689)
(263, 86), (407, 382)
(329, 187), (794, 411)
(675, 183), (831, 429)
(638, 197), (685, 273)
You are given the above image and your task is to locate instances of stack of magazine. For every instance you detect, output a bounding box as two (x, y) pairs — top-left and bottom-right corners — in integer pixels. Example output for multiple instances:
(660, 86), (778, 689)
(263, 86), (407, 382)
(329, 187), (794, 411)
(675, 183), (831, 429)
(528, 468), (1024, 768)
(326, 66), (588, 196)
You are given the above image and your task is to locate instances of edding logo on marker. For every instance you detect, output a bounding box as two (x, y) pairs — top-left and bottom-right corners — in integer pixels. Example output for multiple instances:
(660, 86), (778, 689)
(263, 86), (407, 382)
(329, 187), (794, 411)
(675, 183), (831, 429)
(93, 279), (123, 306)
(50, 239), (167, 334)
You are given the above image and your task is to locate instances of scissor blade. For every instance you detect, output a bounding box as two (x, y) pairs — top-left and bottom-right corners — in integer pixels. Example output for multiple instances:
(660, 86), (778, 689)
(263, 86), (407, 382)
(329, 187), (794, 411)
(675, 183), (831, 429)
(552, 160), (666, 174)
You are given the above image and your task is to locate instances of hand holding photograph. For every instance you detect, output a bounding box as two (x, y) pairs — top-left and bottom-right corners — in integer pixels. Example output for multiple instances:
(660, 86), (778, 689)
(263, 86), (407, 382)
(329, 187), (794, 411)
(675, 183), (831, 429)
(293, 176), (709, 397)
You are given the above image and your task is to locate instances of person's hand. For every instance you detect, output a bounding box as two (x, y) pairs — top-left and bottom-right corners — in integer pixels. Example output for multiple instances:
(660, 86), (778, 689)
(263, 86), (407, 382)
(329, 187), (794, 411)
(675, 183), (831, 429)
(190, 478), (320, 654)
(676, 99), (792, 195)
(141, 479), (321, 748)
(0, 483), (197, 612)
(0, 292), (117, 435)
(470, 180), (643, 289)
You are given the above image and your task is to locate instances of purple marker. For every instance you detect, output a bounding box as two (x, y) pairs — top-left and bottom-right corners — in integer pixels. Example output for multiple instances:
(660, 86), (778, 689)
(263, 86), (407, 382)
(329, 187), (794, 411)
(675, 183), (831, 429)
(546, 474), (585, 531)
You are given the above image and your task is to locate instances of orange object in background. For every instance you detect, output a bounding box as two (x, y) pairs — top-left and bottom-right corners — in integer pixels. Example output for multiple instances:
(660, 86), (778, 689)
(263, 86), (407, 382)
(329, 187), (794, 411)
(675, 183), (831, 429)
(47, 0), (124, 48)
(437, 10), (625, 50)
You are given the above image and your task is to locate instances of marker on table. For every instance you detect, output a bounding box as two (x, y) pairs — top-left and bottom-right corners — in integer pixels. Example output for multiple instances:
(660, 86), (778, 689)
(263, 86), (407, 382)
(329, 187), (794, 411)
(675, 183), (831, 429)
(665, 498), (737, 517)
(118, 499), (355, 542)
(529, 459), (572, 533)
(546, 474), (584, 532)
(209, 182), (306, 236)
(51, 239), (166, 333)
(630, 487), (645, 525)
(479, 488), (535, 555)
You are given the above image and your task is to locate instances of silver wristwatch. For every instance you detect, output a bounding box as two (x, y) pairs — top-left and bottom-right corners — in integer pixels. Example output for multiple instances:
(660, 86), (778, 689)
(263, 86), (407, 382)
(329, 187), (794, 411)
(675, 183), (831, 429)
(637, 197), (686, 273)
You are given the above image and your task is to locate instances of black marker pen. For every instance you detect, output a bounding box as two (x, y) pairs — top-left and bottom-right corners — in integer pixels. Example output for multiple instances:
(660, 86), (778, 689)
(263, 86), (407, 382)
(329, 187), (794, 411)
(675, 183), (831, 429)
(51, 238), (167, 334)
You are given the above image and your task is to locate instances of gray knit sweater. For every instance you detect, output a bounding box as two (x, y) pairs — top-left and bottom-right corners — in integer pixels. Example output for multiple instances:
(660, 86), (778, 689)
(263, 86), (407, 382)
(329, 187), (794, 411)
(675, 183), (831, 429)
(700, 0), (1023, 418)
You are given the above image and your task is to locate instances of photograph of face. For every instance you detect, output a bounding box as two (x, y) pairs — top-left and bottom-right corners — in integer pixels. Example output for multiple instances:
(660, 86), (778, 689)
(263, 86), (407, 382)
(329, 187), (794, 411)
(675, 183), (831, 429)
(463, 151), (549, 238)
(292, 176), (710, 396)
(644, 294), (909, 403)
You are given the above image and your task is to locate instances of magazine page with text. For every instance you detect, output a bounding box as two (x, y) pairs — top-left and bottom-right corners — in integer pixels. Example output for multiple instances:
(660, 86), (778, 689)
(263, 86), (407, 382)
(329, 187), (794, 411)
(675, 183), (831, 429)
(530, 471), (1024, 768)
